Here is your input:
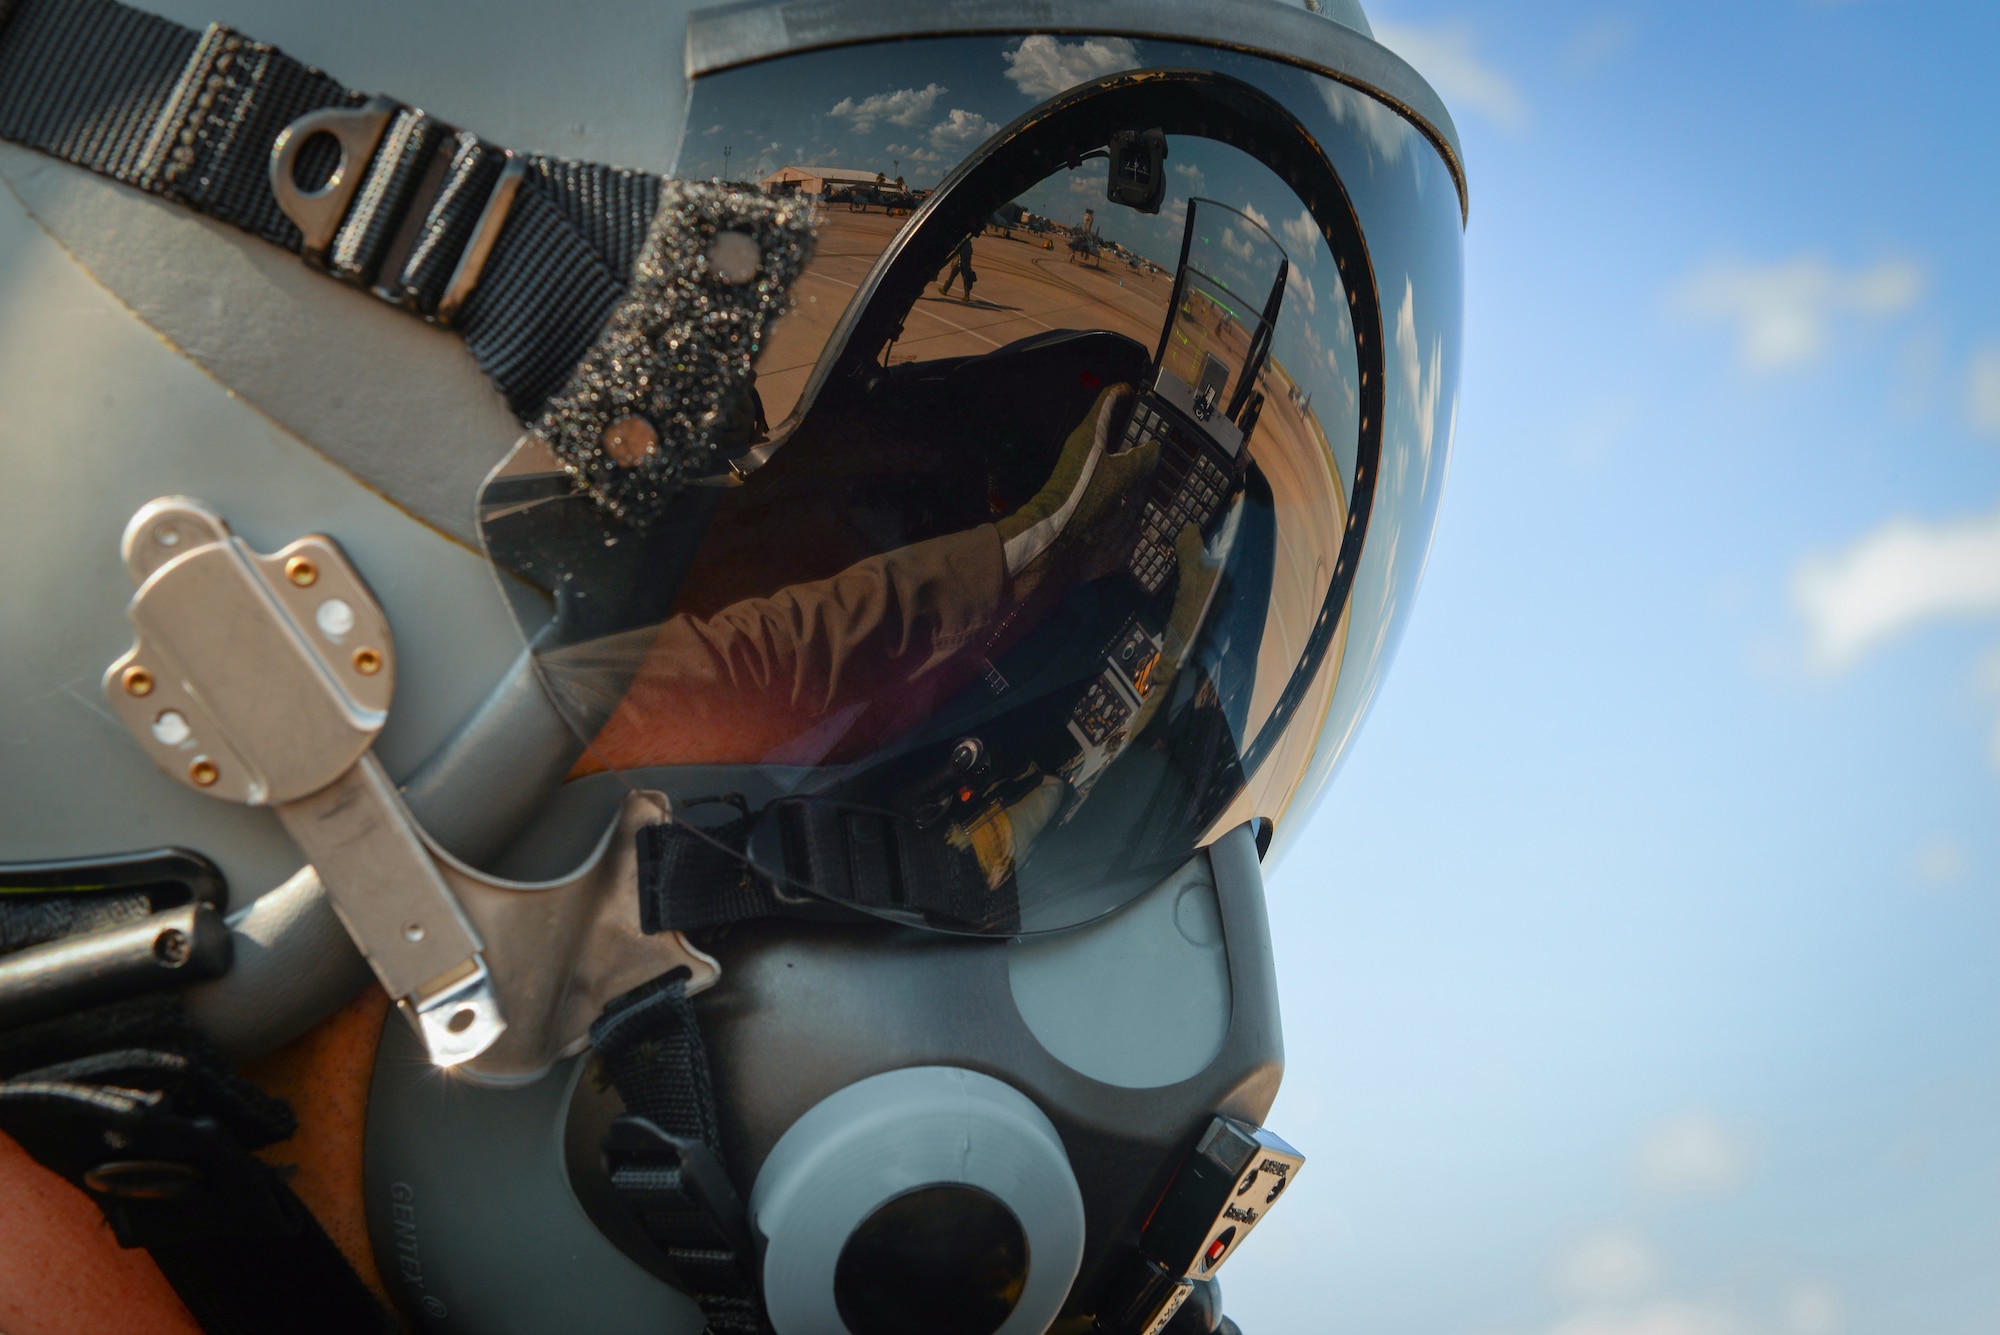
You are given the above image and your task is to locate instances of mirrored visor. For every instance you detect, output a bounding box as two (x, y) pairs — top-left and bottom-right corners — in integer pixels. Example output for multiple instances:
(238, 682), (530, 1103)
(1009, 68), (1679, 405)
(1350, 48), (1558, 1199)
(476, 33), (1463, 935)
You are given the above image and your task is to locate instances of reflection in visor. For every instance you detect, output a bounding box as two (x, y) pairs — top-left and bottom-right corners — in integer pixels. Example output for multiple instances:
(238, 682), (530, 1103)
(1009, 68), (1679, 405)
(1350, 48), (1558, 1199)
(477, 36), (1461, 934)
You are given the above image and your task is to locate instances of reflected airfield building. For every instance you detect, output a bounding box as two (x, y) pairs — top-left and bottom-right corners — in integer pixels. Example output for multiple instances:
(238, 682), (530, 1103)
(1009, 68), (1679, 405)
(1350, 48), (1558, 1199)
(761, 163), (923, 212)
(760, 164), (885, 196)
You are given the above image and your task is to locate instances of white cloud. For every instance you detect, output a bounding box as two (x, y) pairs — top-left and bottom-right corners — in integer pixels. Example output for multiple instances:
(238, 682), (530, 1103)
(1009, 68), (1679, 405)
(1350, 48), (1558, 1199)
(1636, 1112), (1752, 1196)
(828, 83), (945, 133)
(1318, 80), (1409, 163)
(1673, 255), (1923, 372)
(1981, 645), (2000, 695)
(702, 123), (725, 136)
(1966, 344), (2000, 434)
(1003, 35), (1140, 99)
(1280, 207), (1320, 260)
(1396, 277), (1445, 487)
(930, 108), (997, 151)
(1536, 1269), (1843, 1335)
(1792, 502), (2000, 668)
(1566, 14), (1639, 73)
(1982, 646), (2000, 768)
(1172, 161), (1205, 191)
(1913, 835), (1969, 885)
(1240, 202), (1271, 233)
(1783, 1281), (1844, 1335)
(1559, 394), (1638, 470)
(1545, 1302), (1746, 1335)
(1220, 226), (1256, 262)
(1371, 20), (1528, 130)
(1285, 263), (1317, 318)
(1554, 1229), (1660, 1303)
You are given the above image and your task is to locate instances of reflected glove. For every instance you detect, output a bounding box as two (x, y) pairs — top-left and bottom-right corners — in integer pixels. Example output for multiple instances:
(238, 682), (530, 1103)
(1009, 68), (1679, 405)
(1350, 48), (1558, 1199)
(998, 383), (1159, 596)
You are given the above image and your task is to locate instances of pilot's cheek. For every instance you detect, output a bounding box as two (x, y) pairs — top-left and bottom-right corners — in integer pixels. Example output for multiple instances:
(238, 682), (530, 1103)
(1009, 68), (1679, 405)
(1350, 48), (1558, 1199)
(0, 1132), (203, 1335)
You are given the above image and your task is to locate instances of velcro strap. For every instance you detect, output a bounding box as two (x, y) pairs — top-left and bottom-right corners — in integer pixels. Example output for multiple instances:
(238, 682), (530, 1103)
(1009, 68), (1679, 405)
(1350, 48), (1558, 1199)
(636, 803), (1020, 936)
(591, 976), (770, 1334)
(778, 802), (1020, 934)
(635, 815), (788, 934)
(0, 0), (355, 246)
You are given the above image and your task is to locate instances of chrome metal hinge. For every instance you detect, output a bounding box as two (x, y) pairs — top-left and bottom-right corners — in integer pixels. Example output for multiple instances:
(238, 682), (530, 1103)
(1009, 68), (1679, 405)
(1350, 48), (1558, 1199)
(269, 99), (524, 325)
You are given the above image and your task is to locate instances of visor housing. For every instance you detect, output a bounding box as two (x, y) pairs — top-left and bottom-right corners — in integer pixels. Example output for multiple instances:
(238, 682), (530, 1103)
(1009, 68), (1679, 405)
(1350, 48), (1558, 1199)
(477, 31), (1463, 933)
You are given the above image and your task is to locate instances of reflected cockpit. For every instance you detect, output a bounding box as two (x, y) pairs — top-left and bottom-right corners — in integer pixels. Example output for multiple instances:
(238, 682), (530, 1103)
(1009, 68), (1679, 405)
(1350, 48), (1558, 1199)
(477, 63), (1380, 935)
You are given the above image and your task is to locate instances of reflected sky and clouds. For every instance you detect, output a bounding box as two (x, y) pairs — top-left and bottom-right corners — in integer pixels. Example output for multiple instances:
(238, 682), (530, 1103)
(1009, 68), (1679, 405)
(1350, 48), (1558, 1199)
(678, 35), (1382, 490)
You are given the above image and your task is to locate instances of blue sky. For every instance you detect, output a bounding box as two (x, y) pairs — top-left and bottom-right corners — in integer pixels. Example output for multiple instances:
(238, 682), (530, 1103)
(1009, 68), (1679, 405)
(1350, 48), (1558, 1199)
(1224, 3), (2000, 1334)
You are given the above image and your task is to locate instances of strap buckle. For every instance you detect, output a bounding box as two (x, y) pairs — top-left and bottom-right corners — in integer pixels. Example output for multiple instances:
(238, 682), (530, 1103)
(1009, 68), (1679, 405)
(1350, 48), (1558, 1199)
(602, 1114), (755, 1264)
(269, 98), (524, 326)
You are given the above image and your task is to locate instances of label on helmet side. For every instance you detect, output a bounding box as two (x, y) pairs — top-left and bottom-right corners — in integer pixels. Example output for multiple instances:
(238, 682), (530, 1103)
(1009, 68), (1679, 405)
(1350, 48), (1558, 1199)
(1141, 1281), (1195, 1335)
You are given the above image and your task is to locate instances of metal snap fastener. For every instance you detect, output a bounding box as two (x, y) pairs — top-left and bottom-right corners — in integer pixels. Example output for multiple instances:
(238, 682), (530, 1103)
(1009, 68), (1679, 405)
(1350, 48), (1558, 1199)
(706, 230), (761, 285)
(602, 415), (660, 467)
(84, 1159), (202, 1199)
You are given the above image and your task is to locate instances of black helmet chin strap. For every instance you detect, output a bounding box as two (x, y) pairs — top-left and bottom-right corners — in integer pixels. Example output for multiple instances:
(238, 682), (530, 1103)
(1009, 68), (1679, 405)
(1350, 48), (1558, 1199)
(592, 975), (772, 1335)
(0, 0), (648, 416)
(0, 857), (400, 1332)
(0, 0), (636, 411)
(0, 0), (815, 524)
(0, 998), (400, 1335)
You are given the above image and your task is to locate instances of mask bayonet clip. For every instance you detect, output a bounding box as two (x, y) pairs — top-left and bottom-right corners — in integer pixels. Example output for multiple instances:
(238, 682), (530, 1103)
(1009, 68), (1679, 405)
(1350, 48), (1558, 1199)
(100, 497), (719, 1078)
(100, 497), (505, 1066)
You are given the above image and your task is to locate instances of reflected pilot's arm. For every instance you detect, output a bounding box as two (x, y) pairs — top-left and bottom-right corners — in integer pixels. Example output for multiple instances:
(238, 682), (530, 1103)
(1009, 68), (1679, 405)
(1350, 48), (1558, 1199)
(580, 385), (1158, 772)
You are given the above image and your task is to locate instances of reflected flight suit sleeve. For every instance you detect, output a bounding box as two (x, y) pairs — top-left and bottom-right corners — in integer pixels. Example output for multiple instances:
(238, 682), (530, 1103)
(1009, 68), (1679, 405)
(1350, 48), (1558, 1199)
(580, 525), (1007, 772)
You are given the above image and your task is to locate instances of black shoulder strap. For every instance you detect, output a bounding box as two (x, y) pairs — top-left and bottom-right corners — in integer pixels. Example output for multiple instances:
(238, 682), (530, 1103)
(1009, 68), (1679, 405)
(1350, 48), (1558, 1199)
(0, 0), (656, 415)
(0, 997), (397, 1335)
(592, 975), (771, 1335)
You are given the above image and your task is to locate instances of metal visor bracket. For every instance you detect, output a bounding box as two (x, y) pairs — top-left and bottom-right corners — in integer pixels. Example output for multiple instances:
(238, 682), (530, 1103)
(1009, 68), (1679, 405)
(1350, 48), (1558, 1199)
(102, 499), (718, 1076)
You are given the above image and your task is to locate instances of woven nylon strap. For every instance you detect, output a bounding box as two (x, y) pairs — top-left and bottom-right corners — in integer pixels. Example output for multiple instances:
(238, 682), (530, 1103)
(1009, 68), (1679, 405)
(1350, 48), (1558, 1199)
(591, 977), (771, 1335)
(0, 0), (658, 415)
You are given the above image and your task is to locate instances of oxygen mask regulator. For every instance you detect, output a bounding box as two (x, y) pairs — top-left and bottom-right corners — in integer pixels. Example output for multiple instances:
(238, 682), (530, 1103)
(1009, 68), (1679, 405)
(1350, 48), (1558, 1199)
(0, 0), (1465, 1331)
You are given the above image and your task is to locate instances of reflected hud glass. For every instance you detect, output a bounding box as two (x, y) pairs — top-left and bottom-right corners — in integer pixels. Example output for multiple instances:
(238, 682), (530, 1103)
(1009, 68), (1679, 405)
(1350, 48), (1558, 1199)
(476, 34), (1462, 933)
